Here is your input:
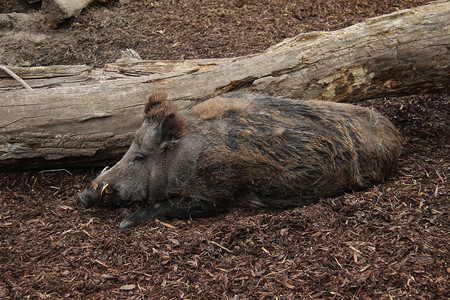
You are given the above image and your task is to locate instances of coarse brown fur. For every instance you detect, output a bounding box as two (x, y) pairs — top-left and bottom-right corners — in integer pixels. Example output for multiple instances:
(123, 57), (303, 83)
(144, 90), (186, 139)
(193, 96), (254, 120)
(179, 94), (402, 209)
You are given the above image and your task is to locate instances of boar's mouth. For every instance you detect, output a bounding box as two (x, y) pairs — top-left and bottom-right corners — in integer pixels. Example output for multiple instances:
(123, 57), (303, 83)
(78, 181), (146, 209)
(78, 181), (121, 208)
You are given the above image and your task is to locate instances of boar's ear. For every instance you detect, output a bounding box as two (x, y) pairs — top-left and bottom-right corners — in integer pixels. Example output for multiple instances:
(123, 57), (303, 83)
(159, 112), (186, 143)
(145, 90), (168, 115)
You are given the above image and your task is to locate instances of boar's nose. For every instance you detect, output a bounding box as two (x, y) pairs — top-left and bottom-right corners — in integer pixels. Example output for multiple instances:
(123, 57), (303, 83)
(78, 181), (103, 208)
(78, 193), (90, 208)
(78, 186), (95, 208)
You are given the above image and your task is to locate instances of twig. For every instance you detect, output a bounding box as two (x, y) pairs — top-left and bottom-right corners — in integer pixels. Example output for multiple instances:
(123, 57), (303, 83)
(155, 219), (176, 229)
(261, 246), (271, 255)
(0, 65), (33, 91)
(93, 259), (109, 268)
(39, 168), (73, 175)
(435, 170), (445, 184)
(209, 240), (232, 253)
(334, 256), (343, 268)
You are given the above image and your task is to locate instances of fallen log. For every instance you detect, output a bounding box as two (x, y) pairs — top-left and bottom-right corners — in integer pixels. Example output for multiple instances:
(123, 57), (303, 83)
(0, 1), (449, 170)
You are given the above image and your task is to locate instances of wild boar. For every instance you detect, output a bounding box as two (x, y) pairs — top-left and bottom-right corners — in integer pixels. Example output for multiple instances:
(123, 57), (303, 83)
(78, 91), (402, 228)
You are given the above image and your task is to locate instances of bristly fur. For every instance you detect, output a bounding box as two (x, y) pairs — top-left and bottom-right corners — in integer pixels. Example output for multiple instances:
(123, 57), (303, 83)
(145, 90), (169, 117)
(80, 93), (403, 228)
(145, 90), (186, 139)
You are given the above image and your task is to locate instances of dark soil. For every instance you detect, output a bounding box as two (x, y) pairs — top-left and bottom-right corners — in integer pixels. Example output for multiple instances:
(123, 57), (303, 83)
(0, 0), (448, 299)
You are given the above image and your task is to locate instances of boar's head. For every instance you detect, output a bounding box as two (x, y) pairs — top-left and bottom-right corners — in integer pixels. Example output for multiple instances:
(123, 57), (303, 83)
(78, 91), (186, 209)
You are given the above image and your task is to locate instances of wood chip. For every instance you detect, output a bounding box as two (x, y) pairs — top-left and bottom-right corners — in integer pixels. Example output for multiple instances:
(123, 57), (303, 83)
(119, 284), (136, 291)
(59, 205), (74, 210)
(169, 238), (180, 246)
(261, 247), (271, 255)
(156, 219), (176, 229)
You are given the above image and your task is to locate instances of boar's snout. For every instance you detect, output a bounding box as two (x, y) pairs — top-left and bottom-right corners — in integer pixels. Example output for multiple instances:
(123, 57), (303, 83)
(78, 181), (118, 208)
(78, 182), (97, 208)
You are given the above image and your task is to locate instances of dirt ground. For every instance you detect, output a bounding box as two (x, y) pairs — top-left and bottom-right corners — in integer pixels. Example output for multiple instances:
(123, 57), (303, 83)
(0, 0), (448, 299)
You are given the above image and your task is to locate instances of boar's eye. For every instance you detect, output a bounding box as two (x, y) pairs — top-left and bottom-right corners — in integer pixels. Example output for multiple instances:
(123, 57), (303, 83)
(132, 153), (147, 162)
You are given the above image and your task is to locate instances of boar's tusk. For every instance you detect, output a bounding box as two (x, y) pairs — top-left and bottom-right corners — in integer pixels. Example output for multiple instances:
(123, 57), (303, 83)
(100, 183), (112, 198)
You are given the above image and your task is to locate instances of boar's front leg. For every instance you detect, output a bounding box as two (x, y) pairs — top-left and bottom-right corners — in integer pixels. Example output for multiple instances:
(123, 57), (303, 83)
(119, 196), (222, 228)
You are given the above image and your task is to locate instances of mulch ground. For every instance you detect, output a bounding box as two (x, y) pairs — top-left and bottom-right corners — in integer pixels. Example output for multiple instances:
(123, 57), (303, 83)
(0, 0), (448, 299)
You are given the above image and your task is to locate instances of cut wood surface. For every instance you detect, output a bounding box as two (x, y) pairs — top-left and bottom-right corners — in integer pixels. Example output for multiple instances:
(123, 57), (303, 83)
(0, 1), (449, 170)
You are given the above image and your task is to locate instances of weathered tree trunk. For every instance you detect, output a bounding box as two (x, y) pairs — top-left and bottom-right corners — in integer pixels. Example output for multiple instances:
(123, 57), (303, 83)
(1, 1), (449, 170)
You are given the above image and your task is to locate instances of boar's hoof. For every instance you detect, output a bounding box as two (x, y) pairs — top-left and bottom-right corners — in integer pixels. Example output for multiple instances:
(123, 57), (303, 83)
(118, 218), (136, 229)
(119, 207), (155, 228)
